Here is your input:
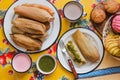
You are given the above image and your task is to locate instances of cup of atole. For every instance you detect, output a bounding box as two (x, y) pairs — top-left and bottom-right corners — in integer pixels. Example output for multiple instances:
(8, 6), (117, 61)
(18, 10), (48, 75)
(36, 54), (57, 74)
(63, 1), (83, 22)
(11, 53), (32, 73)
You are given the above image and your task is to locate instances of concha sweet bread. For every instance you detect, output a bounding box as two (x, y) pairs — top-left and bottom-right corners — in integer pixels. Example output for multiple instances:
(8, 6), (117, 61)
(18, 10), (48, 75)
(105, 32), (120, 57)
(119, 37), (120, 48)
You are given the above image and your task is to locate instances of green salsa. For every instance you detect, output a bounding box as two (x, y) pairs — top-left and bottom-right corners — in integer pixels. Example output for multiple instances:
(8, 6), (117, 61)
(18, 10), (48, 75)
(38, 56), (55, 72)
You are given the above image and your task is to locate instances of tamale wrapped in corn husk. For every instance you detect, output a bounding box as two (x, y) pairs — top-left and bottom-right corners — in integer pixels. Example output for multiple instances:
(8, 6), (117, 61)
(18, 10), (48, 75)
(72, 30), (100, 62)
(25, 33), (48, 39)
(14, 6), (54, 22)
(21, 3), (54, 16)
(12, 26), (24, 34)
(12, 18), (46, 34)
(10, 34), (42, 51)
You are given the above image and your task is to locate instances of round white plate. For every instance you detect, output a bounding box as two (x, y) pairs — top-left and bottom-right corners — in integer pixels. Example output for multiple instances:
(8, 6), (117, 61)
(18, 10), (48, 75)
(57, 28), (104, 74)
(3, 0), (61, 53)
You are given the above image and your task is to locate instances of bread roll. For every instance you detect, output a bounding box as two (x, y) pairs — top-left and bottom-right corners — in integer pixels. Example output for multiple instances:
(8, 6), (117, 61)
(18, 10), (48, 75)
(119, 37), (120, 48)
(105, 32), (120, 57)
(104, 0), (120, 14)
(91, 7), (106, 23)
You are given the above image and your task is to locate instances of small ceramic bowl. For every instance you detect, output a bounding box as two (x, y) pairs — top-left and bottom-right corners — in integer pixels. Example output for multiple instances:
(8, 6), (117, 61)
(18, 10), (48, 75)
(11, 53), (32, 73)
(63, 1), (83, 22)
(36, 54), (57, 74)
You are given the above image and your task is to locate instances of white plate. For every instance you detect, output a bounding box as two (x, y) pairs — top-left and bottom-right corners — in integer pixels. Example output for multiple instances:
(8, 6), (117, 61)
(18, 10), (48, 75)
(3, 0), (61, 53)
(57, 28), (104, 74)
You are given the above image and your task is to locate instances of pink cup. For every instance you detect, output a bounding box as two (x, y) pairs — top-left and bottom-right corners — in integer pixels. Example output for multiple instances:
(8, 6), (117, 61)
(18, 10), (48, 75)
(12, 53), (32, 73)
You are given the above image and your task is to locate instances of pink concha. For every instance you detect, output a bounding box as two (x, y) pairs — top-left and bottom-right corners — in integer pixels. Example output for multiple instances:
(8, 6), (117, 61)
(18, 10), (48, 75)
(112, 14), (120, 33)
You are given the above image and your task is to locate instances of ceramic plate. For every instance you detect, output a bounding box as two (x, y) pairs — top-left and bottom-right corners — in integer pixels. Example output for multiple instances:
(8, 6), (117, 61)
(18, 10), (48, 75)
(3, 0), (61, 53)
(57, 28), (104, 74)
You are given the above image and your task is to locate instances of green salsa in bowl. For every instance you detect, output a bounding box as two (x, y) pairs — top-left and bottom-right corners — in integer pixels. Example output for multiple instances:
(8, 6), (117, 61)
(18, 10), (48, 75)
(36, 54), (57, 74)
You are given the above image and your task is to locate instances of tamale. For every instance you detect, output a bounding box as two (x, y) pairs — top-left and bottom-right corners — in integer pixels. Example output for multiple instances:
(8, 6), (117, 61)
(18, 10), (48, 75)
(25, 33), (48, 39)
(14, 6), (54, 22)
(21, 4), (54, 16)
(12, 18), (46, 34)
(44, 22), (50, 31)
(72, 30), (100, 62)
(66, 40), (86, 65)
(12, 26), (24, 34)
(10, 34), (42, 51)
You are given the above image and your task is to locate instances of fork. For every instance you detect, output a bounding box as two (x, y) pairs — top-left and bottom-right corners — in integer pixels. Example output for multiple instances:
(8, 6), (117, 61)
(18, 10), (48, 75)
(59, 40), (78, 79)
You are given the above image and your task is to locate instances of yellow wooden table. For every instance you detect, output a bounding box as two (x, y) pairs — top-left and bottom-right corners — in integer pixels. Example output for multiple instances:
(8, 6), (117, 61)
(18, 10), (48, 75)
(0, 0), (120, 80)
